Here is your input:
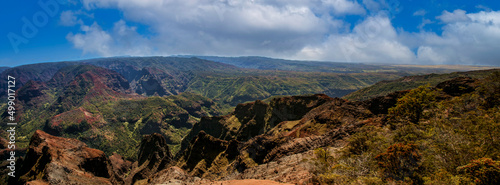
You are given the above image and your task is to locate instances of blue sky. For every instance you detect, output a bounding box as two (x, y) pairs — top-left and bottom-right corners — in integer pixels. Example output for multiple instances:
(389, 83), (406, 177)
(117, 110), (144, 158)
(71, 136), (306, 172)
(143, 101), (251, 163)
(1, 0), (500, 67)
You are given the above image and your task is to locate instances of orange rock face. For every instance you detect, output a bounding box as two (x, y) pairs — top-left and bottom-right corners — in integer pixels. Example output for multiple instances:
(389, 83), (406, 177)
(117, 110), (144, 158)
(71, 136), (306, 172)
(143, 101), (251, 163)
(13, 130), (118, 185)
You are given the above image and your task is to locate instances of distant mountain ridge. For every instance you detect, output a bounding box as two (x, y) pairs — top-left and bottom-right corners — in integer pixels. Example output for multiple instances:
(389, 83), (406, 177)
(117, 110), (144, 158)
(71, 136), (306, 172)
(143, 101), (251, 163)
(182, 56), (495, 73)
(0, 56), (425, 107)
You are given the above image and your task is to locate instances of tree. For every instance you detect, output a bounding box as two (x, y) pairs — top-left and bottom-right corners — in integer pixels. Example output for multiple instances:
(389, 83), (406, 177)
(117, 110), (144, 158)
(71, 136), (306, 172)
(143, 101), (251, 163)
(389, 85), (437, 124)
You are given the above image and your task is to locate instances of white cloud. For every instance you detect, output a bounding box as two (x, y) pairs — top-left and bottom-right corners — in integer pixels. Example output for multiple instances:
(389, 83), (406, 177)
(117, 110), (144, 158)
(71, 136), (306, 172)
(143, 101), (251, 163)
(413, 10), (426, 17)
(77, 0), (342, 57)
(67, 22), (112, 56)
(417, 18), (433, 30)
(59, 10), (83, 26)
(296, 15), (415, 63)
(321, 0), (366, 15)
(361, 0), (401, 15)
(437, 9), (471, 23)
(362, 0), (380, 12)
(415, 10), (500, 65)
(416, 46), (447, 64)
(67, 1), (500, 66)
(66, 20), (152, 56)
(476, 5), (491, 12)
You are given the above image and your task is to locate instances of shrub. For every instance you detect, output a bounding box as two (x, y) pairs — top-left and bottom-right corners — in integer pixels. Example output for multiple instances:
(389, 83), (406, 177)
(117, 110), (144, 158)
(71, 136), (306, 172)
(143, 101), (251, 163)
(478, 71), (500, 109)
(457, 158), (500, 185)
(346, 126), (385, 156)
(313, 147), (335, 173)
(389, 85), (437, 124)
(375, 143), (422, 183)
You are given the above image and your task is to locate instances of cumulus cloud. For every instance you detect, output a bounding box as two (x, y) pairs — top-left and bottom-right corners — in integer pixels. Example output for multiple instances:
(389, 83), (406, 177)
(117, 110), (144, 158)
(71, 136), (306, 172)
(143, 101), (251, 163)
(65, 0), (500, 66)
(296, 15), (415, 63)
(67, 20), (152, 56)
(67, 23), (112, 56)
(437, 9), (471, 23)
(416, 11), (500, 65)
(75, 0), (353, 57)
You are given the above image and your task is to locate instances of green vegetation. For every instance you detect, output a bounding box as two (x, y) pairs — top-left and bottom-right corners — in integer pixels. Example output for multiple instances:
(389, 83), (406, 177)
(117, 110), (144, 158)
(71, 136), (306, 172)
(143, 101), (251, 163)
(313, 72), (500, 184)
(69, 93), (222, 159)
(457, 158), (500, 185)
(187, 71), (400, 106)
(0, 64), (224, 160)
(375, 143), (422, 183)
(388, 85), (437, 124)
(344, 69), (499, 101)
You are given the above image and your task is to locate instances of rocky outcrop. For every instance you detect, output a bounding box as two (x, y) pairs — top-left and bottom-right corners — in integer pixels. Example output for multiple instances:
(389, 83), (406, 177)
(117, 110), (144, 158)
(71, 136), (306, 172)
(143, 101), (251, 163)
(436, 77), (479, 96)
(234, 98), (372, 170)
(134, 68), (168, 96)
(176, 96), (374, 181)
(225, 150), (316, 185)
(14, 130), (118, 185)
(266, 94), (333, 128)
(178, 100), (268, 153)
(177, 131), (239, 178)
(109, 153), (133, 182)
(125, 133), (173, 184)
(362, 90), (408, 115)
(180, 94), (333, 153)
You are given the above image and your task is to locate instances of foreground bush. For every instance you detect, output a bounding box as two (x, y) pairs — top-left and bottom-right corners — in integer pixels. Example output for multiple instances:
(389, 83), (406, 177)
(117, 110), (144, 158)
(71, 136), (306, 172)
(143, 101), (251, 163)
(375, 143), (422, 184)
(457, 158), (500, 185)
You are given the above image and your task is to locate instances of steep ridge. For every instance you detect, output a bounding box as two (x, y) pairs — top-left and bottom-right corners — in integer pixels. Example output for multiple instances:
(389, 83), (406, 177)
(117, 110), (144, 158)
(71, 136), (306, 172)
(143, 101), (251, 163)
(180, 94), (332, 153)
(176, 131), (239, 178)
(48, 65), (134, 114)
(10, 130), (291, 185)
(86, 56), (240, 96)
(16, 80), (53, 111)
(125, 133), (173, 185)
(0, 62), (76, 98)
(12, 130), (118, 185)
(174, 95), (376, 183)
